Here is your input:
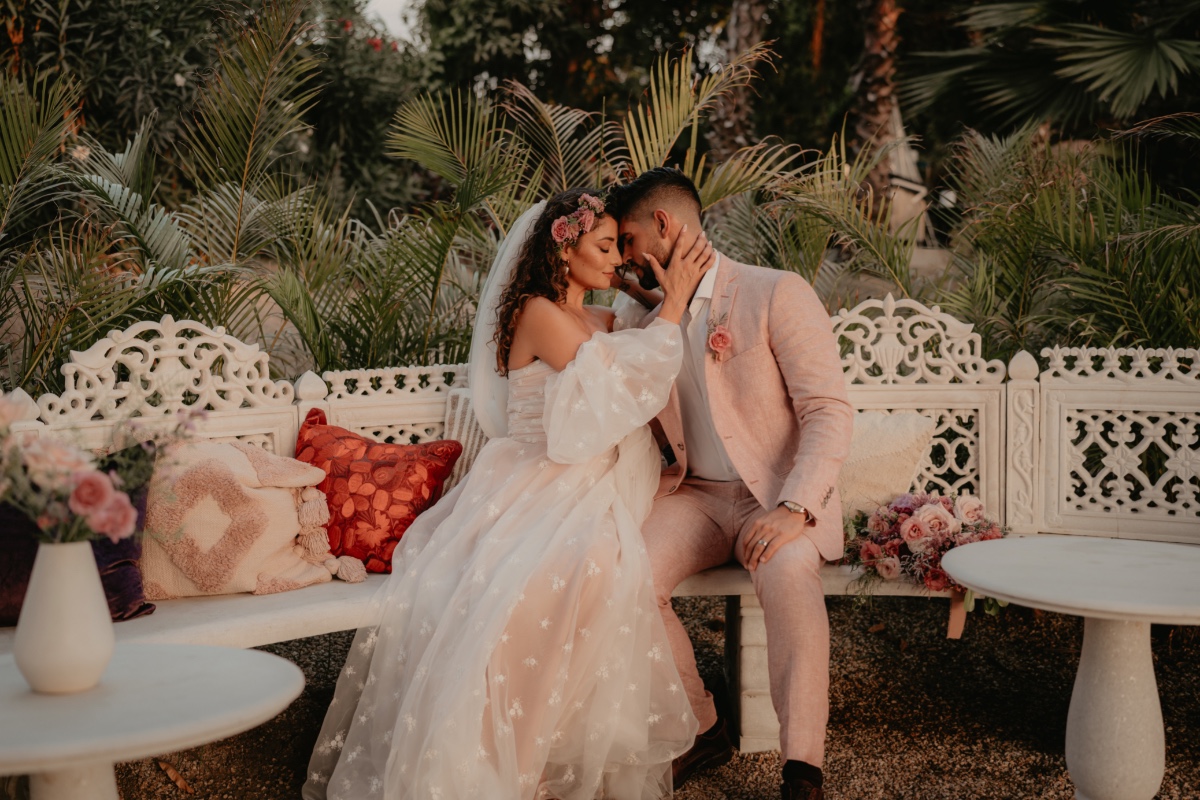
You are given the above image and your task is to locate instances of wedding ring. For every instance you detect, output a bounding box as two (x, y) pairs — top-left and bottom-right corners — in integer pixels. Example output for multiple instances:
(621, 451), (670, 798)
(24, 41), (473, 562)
(757, 539), (768, 548)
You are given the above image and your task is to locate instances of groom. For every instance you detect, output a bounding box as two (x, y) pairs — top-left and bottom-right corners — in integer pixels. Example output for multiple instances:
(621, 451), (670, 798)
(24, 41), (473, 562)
(607, 168), (853, 800)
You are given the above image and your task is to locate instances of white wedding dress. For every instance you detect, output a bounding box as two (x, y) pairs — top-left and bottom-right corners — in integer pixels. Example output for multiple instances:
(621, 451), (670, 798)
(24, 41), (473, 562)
(303, 321), (697, 800)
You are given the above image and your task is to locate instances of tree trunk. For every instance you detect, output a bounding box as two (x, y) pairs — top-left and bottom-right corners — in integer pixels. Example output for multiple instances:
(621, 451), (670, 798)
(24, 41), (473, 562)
(705, 0), (769, 162)
(849, 0), (902, 203)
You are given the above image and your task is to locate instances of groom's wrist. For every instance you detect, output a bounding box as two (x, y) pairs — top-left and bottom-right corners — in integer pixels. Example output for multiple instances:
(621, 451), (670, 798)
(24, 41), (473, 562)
(779, 501), (813, 524)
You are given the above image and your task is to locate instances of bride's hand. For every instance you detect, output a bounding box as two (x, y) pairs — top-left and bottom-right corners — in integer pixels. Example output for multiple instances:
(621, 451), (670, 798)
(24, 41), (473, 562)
(646, 226), (715, 324)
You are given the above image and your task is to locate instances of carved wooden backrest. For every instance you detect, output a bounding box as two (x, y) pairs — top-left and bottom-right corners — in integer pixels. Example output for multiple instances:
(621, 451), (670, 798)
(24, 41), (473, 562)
(833, 296), (1008, 519)
(1032, 346), (1200, 543)
(25, 316), (301, 455)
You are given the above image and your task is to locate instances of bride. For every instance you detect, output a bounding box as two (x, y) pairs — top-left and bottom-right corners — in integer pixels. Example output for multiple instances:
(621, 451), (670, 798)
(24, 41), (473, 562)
(303, 188), (714, 800)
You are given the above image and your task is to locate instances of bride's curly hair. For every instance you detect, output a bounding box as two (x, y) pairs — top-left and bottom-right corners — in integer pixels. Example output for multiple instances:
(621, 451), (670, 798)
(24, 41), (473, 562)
(493, 188), (607, 376)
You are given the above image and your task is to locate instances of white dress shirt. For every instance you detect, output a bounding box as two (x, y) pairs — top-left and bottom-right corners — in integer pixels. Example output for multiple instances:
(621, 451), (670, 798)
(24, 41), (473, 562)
(676, 256), (741, 482)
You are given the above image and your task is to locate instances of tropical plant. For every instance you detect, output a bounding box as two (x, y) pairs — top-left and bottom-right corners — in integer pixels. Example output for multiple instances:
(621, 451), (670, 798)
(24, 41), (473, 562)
(936, 124), (1200, 363)
(902, 1), (1200, 131)
(0, 0), (326, 391)
(262, 44), (817, 372)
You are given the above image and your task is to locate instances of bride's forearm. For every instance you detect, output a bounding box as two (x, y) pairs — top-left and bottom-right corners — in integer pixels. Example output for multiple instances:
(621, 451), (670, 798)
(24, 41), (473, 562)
(616, 278), (662, 310)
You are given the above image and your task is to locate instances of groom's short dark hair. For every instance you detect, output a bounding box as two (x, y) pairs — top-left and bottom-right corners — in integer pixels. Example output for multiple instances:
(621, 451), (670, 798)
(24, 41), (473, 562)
(607, 167), (702, 221)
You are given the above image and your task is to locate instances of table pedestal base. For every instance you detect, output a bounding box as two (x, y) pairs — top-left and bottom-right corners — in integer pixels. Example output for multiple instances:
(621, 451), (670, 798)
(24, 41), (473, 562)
(29, 764), (118, 800)
(1066, 619), (1164, 800)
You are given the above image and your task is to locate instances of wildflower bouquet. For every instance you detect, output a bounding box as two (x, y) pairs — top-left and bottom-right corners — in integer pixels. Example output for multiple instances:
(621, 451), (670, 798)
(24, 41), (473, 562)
(843, 491), (1008, 614)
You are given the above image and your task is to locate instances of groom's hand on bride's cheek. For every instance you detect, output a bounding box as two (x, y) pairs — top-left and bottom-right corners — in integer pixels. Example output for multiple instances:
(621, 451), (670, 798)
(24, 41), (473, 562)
(743, 506), (810, 571)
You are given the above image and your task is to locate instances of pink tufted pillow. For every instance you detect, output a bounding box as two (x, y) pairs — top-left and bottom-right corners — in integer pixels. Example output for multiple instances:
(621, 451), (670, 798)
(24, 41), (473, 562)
(141, 441), (365, 600)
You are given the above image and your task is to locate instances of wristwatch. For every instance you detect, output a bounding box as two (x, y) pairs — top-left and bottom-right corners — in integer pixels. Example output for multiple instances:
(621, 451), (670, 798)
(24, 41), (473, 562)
(780, 501), (811, 521)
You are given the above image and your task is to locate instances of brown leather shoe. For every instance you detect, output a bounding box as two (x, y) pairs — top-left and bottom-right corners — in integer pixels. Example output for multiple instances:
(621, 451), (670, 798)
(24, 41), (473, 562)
(672, 718), (734, 790)
(780, 777), (825, 800)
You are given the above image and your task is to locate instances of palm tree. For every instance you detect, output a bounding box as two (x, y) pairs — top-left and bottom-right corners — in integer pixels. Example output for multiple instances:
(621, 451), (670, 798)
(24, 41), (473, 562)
(902, 1), (1200, 130)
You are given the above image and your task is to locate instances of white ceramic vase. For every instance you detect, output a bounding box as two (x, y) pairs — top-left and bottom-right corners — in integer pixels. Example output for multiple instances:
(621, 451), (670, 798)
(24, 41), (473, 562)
(14, 541), (115, 694)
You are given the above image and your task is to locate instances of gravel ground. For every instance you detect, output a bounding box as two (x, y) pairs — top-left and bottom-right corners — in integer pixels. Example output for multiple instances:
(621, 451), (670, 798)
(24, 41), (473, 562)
(9, 595), (1196, 800)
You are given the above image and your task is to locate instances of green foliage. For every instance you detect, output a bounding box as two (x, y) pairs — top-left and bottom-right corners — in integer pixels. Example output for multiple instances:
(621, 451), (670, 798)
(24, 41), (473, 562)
(903, 1), (1200, 130)
(937, 125), (1200, 363)
(1, 0), (1197, 393)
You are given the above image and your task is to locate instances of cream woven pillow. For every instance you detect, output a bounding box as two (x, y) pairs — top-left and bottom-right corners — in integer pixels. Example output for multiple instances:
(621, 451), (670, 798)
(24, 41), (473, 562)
(836, 411), (937, 517)
(142, 441), (365, 600)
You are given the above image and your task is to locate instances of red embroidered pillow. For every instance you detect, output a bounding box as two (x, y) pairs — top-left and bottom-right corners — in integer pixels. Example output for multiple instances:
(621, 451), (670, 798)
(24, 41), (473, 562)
(296, 409), (462, 573)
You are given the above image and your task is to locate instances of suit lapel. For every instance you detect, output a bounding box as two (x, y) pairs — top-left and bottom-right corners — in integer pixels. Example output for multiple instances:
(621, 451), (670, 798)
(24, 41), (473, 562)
(704, 259), (739, 387)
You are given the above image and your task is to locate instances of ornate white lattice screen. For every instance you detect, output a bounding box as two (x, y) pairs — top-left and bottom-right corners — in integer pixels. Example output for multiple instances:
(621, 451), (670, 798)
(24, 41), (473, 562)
(833, 296), (1007, 520)
(1038, 347), (1200, 543)
(28, 316), (300, 455)
(322, 365), (469, 446)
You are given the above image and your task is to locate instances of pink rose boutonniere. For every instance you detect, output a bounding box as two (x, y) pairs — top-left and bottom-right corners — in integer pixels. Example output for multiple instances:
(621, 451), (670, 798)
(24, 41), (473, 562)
(706, 313), (732, 362)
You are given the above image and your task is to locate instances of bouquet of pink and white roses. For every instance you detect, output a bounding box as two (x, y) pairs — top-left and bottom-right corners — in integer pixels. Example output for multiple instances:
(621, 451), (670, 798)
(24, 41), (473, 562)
(843, 491), (1008, 613)
(0, 393), (196, 544)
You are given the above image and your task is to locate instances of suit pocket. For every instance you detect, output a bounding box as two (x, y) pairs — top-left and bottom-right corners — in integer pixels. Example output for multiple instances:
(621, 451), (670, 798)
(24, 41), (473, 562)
(725, 339), (766, 360)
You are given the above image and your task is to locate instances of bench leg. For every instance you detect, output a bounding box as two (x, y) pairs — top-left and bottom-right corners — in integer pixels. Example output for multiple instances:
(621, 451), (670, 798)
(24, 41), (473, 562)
(725, 594), (779, 754)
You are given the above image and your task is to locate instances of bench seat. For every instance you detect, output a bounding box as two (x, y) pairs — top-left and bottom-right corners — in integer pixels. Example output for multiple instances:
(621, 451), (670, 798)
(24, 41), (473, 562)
(0, 564), (941, 658)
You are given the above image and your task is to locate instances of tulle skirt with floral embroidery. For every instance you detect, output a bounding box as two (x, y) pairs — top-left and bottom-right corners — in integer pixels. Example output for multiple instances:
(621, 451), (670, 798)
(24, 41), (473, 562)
(303, 326), (697, 800)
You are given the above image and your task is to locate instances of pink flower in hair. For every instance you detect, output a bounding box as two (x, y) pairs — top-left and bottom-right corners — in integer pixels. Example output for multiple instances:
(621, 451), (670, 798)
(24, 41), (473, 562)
(580, 193), (604, 213)
(576, 208), (595, 233)
(551, 217), (571, 243)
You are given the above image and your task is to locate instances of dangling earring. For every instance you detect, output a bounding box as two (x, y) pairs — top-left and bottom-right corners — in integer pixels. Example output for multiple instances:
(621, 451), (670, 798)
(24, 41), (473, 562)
(564, 261), (570, 275)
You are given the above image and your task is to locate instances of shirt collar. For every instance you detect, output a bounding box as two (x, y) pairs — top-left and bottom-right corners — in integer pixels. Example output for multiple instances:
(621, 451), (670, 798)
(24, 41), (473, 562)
(688, 254), (720, 316)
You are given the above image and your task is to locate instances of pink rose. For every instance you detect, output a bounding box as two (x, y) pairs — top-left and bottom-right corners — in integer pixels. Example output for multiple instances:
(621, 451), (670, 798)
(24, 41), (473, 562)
(867, 510), (890, 535)
(575, 208), (595, 233)
(580, 193), (604, 213)
(923, 567), (951, 592)
(68, 470), (115, 516)
(551, 216), (571, 243)
(914, 502), (962, 539)
(955, 495), (986, 524)
(859, 540), (883, 563)
(883, 539), (902, 557)
(900, 515), (932, 553)
(876, 556), (901, 580)
(87, 492), (138, 543)
(708, 325), (732, 356)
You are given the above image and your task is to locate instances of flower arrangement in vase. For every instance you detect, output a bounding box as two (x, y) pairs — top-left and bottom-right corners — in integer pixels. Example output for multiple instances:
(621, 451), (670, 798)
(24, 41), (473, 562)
(0, 393), (195, 693)
(842, 491), (1009, 616)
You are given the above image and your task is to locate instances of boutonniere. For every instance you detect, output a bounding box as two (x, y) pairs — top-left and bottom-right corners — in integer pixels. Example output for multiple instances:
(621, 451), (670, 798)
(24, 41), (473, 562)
(706, 313), (731, 362)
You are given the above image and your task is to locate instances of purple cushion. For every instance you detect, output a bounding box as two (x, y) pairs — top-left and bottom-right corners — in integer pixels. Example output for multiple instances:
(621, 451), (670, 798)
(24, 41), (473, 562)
(0, 503), (155, 627)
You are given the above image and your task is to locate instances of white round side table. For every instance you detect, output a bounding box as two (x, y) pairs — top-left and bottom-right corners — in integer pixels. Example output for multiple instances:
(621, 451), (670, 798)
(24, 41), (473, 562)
(0, 643), (304, 800)
(943, 535), (1200, 800)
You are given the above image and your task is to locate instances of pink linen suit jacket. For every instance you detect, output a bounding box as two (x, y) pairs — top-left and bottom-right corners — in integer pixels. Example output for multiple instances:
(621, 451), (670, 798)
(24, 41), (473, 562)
(651, 257), (853, 561)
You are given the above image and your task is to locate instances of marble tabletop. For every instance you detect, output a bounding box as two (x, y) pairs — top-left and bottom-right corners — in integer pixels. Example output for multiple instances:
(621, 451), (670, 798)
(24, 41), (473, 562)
(0, 643), (304, 776)
(942, 536), (1200, 625)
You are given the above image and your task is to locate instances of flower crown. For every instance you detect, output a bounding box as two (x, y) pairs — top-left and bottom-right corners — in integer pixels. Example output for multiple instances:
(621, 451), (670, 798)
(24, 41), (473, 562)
(550, 193), (606, 254)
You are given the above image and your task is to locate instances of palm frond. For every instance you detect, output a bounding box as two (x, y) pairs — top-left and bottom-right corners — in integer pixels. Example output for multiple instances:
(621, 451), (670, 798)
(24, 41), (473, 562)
(180, 0), (320, 262)
(620, 44), (774, 178)
(1038, 24), (1200, 120)
(8, 221), (200, 393)
(0, 75), (81, 247)
(696, 141), (806, 210)
(503, 81), (609, 194)
(72, 173), (192, 271)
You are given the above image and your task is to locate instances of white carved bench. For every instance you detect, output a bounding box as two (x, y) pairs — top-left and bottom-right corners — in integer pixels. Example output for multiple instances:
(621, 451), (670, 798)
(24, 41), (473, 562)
(2, 300), (1195, 754)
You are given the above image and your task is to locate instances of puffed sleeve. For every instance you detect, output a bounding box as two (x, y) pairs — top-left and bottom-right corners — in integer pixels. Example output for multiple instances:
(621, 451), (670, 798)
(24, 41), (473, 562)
(543, 319), (682, 464)
(611, 292), (655, 331)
